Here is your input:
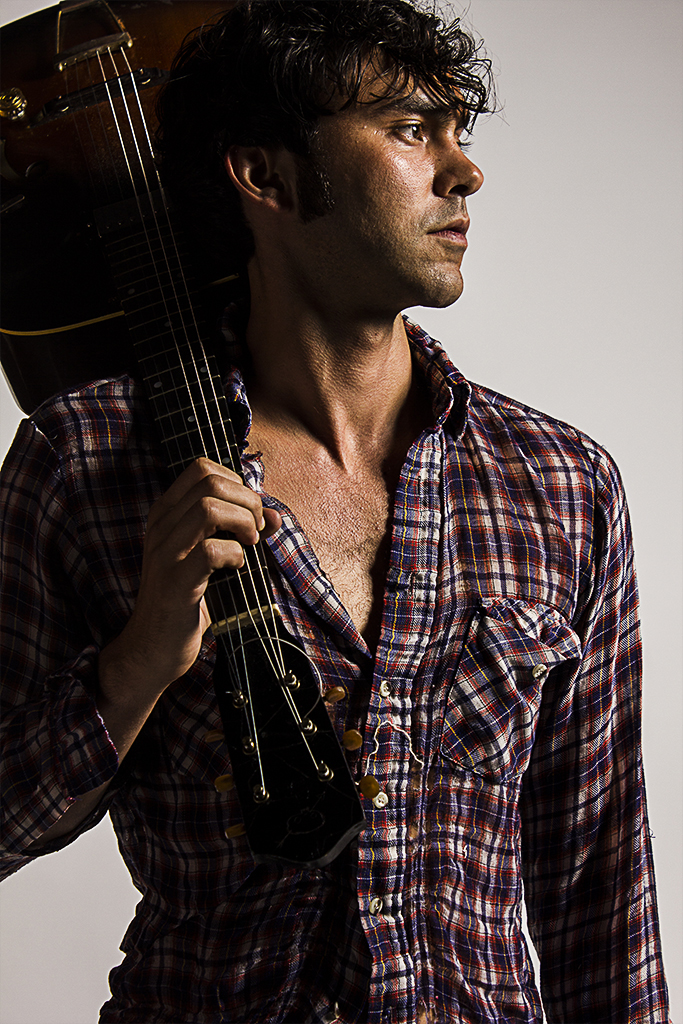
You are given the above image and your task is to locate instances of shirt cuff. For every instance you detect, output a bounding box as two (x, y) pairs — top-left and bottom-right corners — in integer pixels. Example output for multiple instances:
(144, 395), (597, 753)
(44, 645), (121, 801)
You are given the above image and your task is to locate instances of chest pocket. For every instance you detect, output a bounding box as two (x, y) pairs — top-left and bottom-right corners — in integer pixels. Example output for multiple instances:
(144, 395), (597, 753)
(441, 600), (582, 782)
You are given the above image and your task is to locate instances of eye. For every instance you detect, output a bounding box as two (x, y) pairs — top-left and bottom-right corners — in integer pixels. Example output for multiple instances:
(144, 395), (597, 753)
(396, 121), (426, 142)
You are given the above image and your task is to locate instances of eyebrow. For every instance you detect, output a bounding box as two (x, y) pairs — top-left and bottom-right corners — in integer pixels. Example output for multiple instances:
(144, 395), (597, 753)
(376, 94), (466, 128)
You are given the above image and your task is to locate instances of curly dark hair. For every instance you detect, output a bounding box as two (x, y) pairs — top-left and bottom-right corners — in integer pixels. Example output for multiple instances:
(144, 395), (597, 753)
(156, 0), (494, 275)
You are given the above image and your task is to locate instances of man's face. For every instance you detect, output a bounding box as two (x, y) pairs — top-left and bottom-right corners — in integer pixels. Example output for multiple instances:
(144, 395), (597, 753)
(288, 83), (484, 317)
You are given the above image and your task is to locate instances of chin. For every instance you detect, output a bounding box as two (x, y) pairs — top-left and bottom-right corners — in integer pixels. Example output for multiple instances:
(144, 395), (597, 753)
(415, 275), (464, 310)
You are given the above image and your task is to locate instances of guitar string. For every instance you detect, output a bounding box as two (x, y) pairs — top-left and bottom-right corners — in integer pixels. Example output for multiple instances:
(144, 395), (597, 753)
(116, 48), (286, 688)
(70, 45), (330, 805)
(93, 52), (276, 796)
(95, 48), (305, 792)
(72, 52), (265, 779)
(116, 50), (337, 775)
(74, 46), (296, 699)
(65, 58), (267, 754)
(79, 51), (248, 691)
(116, 54), (328, 777)
(93, 50), (268, 729)
(117, 46), (288, 681)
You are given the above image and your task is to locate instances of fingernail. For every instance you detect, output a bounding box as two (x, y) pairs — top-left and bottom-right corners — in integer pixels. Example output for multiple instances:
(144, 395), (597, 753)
(258, 515), (266, 531)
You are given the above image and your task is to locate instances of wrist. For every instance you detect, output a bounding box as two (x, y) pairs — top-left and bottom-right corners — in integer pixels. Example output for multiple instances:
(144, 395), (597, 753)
(97, 634), (171, 710)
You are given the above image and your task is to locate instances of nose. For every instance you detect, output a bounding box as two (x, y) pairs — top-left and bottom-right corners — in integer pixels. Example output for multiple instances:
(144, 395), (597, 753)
(434, 138), (484, 198)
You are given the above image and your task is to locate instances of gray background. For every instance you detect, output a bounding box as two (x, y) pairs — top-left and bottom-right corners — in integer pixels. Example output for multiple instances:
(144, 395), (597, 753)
(0, 1), (680, 1021)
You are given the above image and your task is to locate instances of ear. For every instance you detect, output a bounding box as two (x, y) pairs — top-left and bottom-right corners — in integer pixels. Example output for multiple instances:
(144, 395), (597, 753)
(224, 145), (296, 213)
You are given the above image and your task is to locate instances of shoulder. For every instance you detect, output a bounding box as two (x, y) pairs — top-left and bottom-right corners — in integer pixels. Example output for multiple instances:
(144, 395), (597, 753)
(466, 380), (623, 497)
(27, 375), (152, 459)
(6, 375), (165, 512)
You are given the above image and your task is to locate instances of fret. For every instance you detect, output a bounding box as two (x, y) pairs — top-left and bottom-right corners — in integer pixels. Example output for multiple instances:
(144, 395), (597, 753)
(107, 232), (191, 258)
(114, 271), (196, 300)
(143, 362), (216, 388)
(106, 242), (188, 268)
(159, 432), (228, 469)
(152, 397), (221, 422)
(146, 375), (222, 401)
(165, 452), (242, 474)
(126, 322), (200, 346)
(117, 292), (186, 313)
(206, 550), (273, 617)
(135, 345), (187, 362)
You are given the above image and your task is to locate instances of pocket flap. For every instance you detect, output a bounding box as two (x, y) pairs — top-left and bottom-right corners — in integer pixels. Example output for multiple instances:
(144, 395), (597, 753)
(441, 600), (581, 781)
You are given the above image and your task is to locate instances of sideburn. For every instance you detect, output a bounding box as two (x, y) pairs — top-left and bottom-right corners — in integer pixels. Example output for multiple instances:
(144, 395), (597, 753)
(294, 151), (335, 223)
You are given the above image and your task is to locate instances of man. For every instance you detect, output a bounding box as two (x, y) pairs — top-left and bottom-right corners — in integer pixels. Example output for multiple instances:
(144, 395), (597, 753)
(0, 1), (670, 1021)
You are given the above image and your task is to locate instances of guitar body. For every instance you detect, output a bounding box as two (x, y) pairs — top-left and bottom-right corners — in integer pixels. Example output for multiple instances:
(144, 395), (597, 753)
(0, 1), (237, 413)
(1, 1), (365, 866)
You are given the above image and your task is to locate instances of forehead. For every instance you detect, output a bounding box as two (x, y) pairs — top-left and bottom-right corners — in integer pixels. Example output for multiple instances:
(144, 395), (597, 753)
(330, 68), (468, 130)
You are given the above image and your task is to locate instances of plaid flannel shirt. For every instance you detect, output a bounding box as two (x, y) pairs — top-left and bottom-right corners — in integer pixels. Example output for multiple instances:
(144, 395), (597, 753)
(0, 319), (669, 1023)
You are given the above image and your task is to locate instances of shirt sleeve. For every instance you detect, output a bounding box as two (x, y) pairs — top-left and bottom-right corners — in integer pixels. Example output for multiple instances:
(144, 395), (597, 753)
(0, 419), (121, 878)
(519, 443), (670, 1023)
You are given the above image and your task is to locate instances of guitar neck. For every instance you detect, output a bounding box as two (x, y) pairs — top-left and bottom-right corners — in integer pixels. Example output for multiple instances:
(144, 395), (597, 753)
(95, 189), (272, 625)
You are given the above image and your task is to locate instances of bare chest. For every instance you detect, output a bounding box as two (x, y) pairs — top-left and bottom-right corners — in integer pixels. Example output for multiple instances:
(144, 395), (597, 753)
(255, 450), (393, 646)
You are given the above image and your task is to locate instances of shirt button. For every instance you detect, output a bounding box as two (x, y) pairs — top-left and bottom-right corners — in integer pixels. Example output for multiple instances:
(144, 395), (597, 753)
(359, 775), (380, 799)
(204, 729), (224, 744)
(373, 791), (389, 809)
(342, 729), (363, 751)
(531, 663), (548, 680)
(214, 774), (234, 793)
(369, 896), (384, 915)
(378, 680), (391, 698)
(224, 823), (246, 839)
(324, 685), (347, 703)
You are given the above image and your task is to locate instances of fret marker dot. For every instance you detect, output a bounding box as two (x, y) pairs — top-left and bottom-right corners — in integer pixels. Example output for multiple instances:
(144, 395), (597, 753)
(127, 287), (135, 294)
(154, 381), (162, 389)
(187, 415), (196, 423)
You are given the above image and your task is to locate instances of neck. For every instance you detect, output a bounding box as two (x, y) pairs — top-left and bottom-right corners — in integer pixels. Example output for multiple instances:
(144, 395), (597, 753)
(243, 267), (421, 468)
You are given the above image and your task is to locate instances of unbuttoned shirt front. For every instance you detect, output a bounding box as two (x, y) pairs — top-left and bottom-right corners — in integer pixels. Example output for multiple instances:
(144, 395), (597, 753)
(0, 319), (669, 1023)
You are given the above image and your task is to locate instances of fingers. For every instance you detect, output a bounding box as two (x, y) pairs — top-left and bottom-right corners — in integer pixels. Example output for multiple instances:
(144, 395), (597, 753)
(149, 458), (263, 538)
(145, 458), (281, 575)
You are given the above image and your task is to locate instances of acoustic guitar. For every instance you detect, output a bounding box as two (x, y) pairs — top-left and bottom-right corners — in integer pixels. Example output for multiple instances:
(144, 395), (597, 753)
(0, 0), (366, 868)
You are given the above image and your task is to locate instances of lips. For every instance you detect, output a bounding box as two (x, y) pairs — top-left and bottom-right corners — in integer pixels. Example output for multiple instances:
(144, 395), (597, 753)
(428, 219), (469, 245)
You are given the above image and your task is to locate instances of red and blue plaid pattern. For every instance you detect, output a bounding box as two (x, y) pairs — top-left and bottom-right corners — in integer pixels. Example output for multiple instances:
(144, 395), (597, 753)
(0, 320), (669, 1022)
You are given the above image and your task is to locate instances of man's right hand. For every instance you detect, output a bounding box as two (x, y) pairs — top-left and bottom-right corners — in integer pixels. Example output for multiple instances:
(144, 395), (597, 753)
(99, 457), (282, 705)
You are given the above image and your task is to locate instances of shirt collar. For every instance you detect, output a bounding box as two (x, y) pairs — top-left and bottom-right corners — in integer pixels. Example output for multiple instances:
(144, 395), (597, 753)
(220, 306), (471, 448)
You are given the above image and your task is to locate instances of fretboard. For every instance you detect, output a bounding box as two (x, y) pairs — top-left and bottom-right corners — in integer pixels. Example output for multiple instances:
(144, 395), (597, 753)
(95, 189), (272, 622)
